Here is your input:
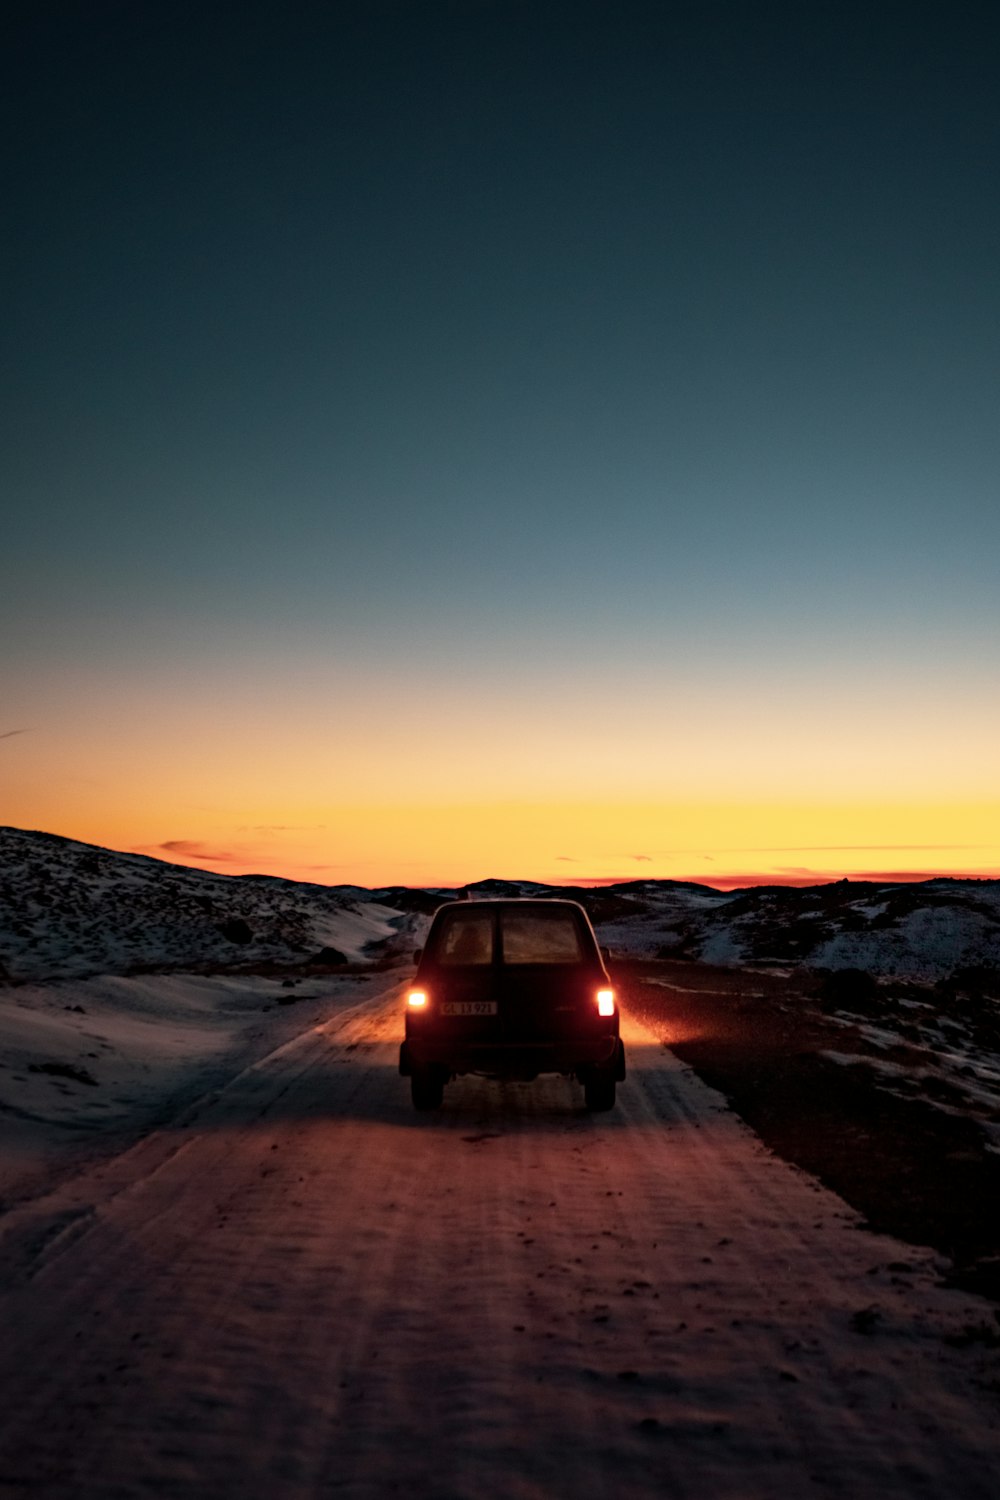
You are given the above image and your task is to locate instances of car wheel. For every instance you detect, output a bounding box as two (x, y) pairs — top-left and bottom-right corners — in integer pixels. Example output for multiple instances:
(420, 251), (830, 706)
(411, 1068), (445, 1111)
(584, 1073), (616, 1111)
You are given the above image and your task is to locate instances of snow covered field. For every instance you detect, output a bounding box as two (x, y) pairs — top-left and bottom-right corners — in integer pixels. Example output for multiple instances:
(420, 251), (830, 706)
(0, 970), (395, 1207)
(0, 990), (998, 1499)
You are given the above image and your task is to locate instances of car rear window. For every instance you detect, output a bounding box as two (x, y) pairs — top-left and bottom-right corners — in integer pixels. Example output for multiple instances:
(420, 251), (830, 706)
(501, 911), (583, 964)
(436, 911), (494, 965)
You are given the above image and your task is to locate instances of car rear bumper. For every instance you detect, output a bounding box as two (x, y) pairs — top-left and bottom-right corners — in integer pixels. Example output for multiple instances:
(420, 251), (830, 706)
(400, 1034), (620, 1079)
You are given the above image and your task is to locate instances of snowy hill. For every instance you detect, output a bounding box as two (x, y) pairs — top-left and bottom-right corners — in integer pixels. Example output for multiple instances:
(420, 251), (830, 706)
(0, 827), (404, 982)
(600, 875), (1000, 977)
(1, 827), (998, 983)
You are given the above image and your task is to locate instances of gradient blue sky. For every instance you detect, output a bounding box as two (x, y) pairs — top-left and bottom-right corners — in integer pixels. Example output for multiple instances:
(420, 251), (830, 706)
(3, 1), (999, 883)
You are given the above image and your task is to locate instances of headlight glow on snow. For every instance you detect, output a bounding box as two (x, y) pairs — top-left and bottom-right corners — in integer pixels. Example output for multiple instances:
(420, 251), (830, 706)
(596, 988), (615, 1016)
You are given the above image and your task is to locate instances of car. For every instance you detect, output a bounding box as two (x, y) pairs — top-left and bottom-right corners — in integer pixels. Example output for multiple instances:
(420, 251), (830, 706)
(398, 898), (625, 1112)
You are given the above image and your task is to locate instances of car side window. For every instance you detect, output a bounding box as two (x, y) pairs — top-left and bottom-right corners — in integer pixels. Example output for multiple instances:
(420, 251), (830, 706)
(501, 913), (583, 964)
(437, 912), (494, 965)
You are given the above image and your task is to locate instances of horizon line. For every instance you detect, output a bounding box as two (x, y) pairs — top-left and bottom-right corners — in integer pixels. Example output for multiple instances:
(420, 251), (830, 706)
(6, 827), (999, 891)
(417, 868), (1000, 892)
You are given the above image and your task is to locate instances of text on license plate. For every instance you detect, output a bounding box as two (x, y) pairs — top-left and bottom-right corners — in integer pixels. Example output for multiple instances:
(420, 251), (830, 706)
(440, 1001), (498, 1016)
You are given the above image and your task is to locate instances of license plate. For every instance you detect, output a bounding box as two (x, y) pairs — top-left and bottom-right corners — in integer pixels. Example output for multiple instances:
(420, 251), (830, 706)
(440, 1001), (498, 1016)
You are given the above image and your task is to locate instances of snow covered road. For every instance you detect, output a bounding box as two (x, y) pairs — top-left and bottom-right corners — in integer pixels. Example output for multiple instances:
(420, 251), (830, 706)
(0, 982), (998, 1499)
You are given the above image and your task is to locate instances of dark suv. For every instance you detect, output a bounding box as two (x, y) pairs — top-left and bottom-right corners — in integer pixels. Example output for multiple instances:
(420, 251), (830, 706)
(399, 899), (625, 1112)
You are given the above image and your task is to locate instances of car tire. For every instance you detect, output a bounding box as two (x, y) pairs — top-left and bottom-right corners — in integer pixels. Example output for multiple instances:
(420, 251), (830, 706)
(411, 1069), (445, 1111)
(584, 1073), (616, 1111)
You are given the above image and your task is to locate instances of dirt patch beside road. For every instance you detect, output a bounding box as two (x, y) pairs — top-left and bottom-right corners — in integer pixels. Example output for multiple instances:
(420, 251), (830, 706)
(618, 959), (1000, 1305)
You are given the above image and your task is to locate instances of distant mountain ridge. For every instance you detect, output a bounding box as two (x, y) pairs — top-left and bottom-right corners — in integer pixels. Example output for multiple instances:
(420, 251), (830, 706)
(1, 826), (998, 983)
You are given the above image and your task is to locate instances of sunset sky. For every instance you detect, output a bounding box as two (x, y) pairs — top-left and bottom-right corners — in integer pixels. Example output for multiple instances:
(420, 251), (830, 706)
(4, 1), (999, 888)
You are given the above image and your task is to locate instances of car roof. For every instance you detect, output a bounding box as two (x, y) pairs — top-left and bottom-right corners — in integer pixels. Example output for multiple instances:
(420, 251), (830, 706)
(430, 898), (591, 917)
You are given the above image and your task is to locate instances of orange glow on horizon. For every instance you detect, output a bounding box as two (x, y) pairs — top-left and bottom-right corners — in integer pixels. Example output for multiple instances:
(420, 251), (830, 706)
(4, 795), (994, 892)
(4, 645), (999, 892)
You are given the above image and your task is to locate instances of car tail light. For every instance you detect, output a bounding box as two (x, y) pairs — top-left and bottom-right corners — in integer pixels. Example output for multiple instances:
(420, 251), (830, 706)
(407, 989), (428, 1008)
(596, 988), (615, 1017)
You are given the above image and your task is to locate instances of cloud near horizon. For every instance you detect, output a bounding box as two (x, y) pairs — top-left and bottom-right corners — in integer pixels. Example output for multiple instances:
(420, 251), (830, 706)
(156, 840), (242, 863)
